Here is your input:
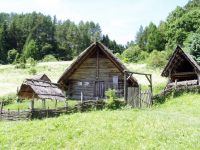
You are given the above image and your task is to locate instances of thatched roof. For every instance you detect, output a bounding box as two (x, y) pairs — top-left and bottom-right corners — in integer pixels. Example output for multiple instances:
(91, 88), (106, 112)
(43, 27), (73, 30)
(58, 42), (138, 86)
(31, 74), (51, 82)
(161, 46), (200, 77)
(18, 78), (65, 101)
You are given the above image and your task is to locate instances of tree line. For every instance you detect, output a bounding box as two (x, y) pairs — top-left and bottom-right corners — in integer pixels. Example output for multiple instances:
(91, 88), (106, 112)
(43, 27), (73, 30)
(127, 0), (200, 65)
(0, 12), (124, 64)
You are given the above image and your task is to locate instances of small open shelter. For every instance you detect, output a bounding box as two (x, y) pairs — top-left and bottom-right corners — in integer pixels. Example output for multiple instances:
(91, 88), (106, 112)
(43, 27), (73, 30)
(58, 42), (138, 100)
(161, 46), (200, 88)
(17, 74), (65, 101)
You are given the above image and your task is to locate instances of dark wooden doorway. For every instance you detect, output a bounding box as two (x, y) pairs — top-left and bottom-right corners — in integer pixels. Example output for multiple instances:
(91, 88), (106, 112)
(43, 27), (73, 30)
(94, 81), (105, 99)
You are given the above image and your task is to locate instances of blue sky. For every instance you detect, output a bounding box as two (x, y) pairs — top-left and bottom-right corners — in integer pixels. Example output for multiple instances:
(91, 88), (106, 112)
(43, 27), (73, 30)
(0, 0), (188, 44)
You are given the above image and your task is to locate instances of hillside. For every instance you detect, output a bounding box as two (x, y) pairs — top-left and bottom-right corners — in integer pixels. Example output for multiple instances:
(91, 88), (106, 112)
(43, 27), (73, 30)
(0, 93), (199, 149)
(0, 61), (167, 96)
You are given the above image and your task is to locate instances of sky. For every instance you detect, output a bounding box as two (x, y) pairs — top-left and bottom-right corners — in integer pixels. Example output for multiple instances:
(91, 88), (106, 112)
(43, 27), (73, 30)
(0, 0), (189, 44)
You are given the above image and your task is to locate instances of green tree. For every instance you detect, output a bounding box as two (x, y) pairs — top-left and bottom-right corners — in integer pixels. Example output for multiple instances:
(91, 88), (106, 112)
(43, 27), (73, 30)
(23, 40), (38, 59)
(7, 49), (19, 63)
(188, 33), (200, 63)
(0, 22), (10, 63)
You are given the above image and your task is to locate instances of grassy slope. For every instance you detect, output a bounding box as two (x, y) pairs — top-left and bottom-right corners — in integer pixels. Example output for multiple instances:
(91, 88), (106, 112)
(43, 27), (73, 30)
(0, 93), (200, 149)
(0, 61), (72, 96)
(0, 61), (167, 96)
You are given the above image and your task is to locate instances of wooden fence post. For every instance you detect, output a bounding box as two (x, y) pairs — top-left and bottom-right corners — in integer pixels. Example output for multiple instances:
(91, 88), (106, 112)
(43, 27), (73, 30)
(81, 91), (83, 103)
(55, 100), (57, 109)
(30, 100), (34, 110)
(0, 101), (3, 114)
(139, 86), (141, 108)
(124, 71), (127, 103)
(42, 99), (46, 109)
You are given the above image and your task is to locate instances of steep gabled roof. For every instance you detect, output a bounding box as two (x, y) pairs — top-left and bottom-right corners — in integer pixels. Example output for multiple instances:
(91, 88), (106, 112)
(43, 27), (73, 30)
(18, 79), (65, 101)
(31, 74), (51, 82)
(161, 46), (200, 77)
(58, 42), (138, 86)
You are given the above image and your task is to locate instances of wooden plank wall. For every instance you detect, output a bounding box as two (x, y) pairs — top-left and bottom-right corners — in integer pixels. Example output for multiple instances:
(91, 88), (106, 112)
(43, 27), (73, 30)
(67, 50), (124, 100)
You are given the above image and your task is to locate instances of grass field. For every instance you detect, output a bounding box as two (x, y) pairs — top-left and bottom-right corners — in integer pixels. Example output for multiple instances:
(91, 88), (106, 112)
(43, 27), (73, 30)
(0, 61), (167, 96)
(0, 93), (199, 149)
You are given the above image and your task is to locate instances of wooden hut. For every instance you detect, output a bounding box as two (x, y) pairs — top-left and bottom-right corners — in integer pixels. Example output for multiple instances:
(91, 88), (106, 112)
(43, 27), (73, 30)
(58, 42), (138, 100)
(17, 74), (65, 101)
(161, 46), (200, 89)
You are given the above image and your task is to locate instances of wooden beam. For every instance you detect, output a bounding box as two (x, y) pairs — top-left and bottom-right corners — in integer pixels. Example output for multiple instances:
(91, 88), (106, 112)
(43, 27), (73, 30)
(125, 71), (151, 76)
(96, 49), (99, 80)
(124, 71), (127, 103)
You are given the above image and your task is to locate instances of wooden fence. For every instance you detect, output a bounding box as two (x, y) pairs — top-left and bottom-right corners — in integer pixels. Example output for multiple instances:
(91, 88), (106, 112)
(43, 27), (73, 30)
(127, 87), (152, 108)
(0, 100), (106, 121)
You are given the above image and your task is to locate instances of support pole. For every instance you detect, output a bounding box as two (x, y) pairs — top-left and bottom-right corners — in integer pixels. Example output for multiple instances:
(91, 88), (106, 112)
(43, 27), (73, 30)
(30, 100), (34, 110)
(124, 71), (127, 103)
(55, 100), (57, 108)
(81, 91), (83, 103)
(42, 99), (46, 109)
(0, 101), (3, 114)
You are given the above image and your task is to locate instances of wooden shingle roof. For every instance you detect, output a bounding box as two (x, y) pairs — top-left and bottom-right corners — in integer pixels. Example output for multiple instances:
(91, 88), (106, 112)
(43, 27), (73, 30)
(57, 42), (138, 86)
(161, 46), (200, 77)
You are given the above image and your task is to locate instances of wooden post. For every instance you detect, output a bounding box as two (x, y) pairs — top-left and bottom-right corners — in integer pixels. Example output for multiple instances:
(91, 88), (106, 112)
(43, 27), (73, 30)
(55, 100), (57, 108)
(175, 79), (177, 90)
(42, 99), (46, 109)
(124, 71), (127, 103)
(139, 86), (141, 108)
(65, 100), (68, 107)
(0, 101), (3, 114)
(198, 73), (200, 85)
(46, 106), (49, 118)
(81, 91), (83, 103)
(30, 100), (34, 110)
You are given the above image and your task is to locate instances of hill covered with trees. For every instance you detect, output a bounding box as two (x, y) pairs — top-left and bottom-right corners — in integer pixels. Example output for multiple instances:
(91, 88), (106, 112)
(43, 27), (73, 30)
(122, 0), (200, 67)
(1, 0), (200, 67)
(0, 12), (124, 64)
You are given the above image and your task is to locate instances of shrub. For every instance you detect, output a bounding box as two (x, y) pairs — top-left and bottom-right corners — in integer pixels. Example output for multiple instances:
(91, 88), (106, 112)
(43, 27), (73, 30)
(7, 49), (19, 64)
(43, 54), (57, 62)
(15, 55), (26, 69)
(27, 57), (37, 67)
(28, 67), (37, 75)
(105, 89), (125, 109)
(115, 53), (123, 60)
(0, 94), (16, 106)
(147, 50), (168, 68)
(122, 45), (141, 62)
(15, 62), (26, 69)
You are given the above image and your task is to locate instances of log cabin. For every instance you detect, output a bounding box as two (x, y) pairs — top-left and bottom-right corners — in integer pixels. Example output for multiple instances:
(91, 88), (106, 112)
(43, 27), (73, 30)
(161, 46), (200, 89)
(58, 42), (139, 100)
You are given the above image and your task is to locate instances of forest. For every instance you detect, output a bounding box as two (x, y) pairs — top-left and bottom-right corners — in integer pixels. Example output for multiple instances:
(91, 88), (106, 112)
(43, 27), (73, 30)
(0, 12), (124, 64)
(0, 0), (200, 67)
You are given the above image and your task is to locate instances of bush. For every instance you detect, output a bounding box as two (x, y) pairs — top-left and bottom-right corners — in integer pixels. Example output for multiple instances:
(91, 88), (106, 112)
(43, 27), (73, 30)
(122, 46), (141, 62)
(115, 53), (123, 60)
(7, 49), (19, 64)
(43, 54), (57, 62)
(105, 89), (125, 109)
(28, 67), (37, 75)
(15, 62), (26, 69)
(0, 94), (17, 106)
(147, 50), (168, 68)
(27, 57), (37, 67)
(15, 55), (26, 69)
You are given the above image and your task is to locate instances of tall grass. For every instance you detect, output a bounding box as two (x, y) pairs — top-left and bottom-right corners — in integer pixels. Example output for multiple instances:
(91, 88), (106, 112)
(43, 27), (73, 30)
(0, 93), (199, 149)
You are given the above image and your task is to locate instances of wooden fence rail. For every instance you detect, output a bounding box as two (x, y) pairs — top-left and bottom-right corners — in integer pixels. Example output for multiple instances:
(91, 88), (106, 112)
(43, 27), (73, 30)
(0, 100), (106, 121)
